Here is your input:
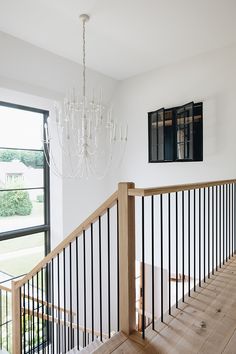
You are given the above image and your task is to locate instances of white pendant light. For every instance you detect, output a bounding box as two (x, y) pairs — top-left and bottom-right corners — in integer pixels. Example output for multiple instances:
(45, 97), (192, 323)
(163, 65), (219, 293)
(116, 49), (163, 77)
(43, 14), (127, 178)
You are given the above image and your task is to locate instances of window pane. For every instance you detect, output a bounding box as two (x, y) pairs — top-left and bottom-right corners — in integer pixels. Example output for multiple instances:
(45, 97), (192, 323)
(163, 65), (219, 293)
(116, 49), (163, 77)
(0, 188), (44, 232)
(176, 102), (194, 160)
(0, 106), (43, 150)
(150, 112), (157, 145)
(164, 110), (174, 161)
(157, 109), (164, 160)
(150, 112), (158, 161)
(0, 233), (45, 278)
(193, 103), (203, 161)
(0, 149), (44, 190)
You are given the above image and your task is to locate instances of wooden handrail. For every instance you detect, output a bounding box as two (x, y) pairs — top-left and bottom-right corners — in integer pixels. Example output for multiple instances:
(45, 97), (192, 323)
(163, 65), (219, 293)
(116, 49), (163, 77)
(24, 308), (109, 338)
(15, 190), (118, 289)
(0, 283), (11, 293)
(128, 179), (236, 197)
(25, 294), (76, 317)
(1, 283), (75, 317)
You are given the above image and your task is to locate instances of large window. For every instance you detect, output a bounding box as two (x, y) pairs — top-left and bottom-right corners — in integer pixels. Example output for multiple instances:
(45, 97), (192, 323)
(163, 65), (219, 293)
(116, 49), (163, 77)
(0, 101), (50, 281)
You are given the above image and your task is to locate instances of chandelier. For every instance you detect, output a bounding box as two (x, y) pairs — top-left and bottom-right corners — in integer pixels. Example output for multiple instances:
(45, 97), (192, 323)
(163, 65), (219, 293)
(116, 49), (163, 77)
(43, 14), (127, 178)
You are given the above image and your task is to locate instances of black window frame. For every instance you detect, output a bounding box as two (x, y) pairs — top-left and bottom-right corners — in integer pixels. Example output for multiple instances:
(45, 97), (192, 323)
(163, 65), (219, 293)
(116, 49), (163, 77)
(148, 102), (203, 163)
(0, 100), (50, 255)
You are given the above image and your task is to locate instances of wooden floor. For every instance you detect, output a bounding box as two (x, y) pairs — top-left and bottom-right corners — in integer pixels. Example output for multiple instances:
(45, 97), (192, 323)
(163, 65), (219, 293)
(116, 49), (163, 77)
(95, 256), (236, 354)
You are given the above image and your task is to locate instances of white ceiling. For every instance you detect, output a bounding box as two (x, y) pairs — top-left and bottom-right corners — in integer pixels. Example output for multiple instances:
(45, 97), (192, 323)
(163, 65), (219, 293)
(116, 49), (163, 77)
(0, 0), (236, 80)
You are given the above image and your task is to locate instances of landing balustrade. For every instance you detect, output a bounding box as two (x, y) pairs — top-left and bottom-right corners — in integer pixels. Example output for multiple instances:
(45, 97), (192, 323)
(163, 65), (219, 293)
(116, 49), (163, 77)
(3, 179), (234, 353)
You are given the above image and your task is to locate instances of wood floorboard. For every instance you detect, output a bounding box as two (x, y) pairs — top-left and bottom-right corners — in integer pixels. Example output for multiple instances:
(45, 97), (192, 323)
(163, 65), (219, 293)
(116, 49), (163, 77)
(95, 256), (236, 354)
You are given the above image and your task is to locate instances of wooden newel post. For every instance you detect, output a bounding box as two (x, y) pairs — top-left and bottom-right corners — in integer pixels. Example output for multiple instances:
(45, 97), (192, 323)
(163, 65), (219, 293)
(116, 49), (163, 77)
(118, 182), (136, 335)
(12, 280), (21, 354)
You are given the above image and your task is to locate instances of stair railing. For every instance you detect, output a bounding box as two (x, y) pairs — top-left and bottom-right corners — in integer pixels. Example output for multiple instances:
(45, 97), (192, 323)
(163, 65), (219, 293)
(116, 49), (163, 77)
(11, 179), (236, 352)
(129, 178), (236, 338)
(12, 190), (120, 353)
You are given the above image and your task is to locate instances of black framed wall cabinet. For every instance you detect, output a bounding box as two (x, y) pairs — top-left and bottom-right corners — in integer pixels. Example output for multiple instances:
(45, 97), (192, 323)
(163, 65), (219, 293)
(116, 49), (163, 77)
(148, 102), (203, 163)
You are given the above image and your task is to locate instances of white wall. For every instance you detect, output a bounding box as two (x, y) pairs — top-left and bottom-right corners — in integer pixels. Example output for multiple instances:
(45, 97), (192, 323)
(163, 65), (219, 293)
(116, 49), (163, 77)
(103, 44), (236, 291)
(0, 32), (118, 241)
(108, 44), (236, 191)
(1, 31), (236, 245)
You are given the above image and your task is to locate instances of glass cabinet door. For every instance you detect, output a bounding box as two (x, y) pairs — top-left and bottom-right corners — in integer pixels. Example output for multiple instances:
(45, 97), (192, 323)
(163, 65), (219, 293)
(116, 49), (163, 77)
(176, 102), (194, 160)
(148, 101), (202, 163)
(157, 108), (164, 160)
(164, 109), (174, 161)
(148, 108), (164, 162)
(193, 102), (203, 161)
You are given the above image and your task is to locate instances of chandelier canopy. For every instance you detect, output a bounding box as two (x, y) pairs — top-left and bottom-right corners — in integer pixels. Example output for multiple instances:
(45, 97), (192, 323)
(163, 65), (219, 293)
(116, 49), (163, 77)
(43, 14), (127, 178)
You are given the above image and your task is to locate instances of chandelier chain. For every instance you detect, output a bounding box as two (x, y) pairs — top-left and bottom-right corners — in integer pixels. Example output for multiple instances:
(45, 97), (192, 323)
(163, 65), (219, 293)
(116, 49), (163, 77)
(83, 19), (86, 98)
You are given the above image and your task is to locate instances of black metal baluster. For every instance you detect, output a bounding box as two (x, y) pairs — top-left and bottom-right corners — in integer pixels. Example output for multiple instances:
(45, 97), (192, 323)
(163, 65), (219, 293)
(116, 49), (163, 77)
(212, 186), (214, 275)
(69, 243), (73, 350)
(230, 184), (232, 258)
(228, 184), (231, 260)
(107, 208), (111, 339)
(83, 230), (87, 347)
(32, 276), (35, 353)
(232, 183), (234, 257)
(161, 194), (164, 320)
(57, 254), (61, 354)
(75, 237), (79, 350)
(51, 258), (55, 354)
(226, 184), (228, 262)
(63, 248), (66, 352)
(194, 189), (196, 289)
(72, 328), (75, 349)
(199, 189), (201, 287)
(188, 190), (191, 295)
(142, 196), (145, 337)
(203, 188), (206, 282)
(229, 184), (230, 259)
(116, 200), (120, 332)
(168, 193), (171, 313)
(23, 283), (26, 354)
(46, 264), (50, 354)
(41, 269), (45, 354)
(36, 272), (39, 353)
(208, 187), (210, 278)
(151, 196), (155, 325)
(6, 291), (8, 352)
(98, 216), (103, 342)
(229, 185), (231, 260)
(6, 291), (11, 350)
(233, 184), (235, 256)
(176, 192), (178, 307)
(28, 279), (31, 352)
(91, 224), (94, 341)
(216, 186), (218, 271)
(232, 184), (234, 257)
(220, 185), (222, 267)
(223, 185), (225, 265)
(182, 191), (185, 301)
(19, 287), (22, 353)
(0, 289), (2, 349)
